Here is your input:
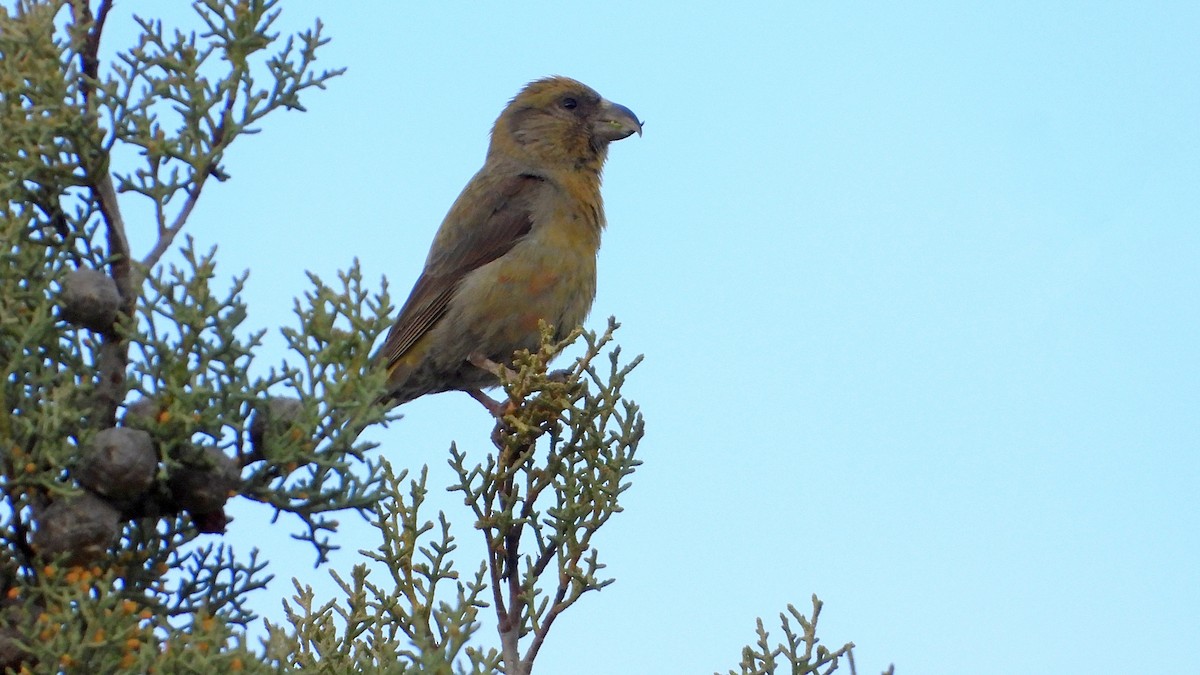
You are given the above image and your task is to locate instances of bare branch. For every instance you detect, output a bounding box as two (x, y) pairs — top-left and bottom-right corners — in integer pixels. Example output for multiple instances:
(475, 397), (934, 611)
(139, 177), (207, 269)
(71, 1), (135, 427)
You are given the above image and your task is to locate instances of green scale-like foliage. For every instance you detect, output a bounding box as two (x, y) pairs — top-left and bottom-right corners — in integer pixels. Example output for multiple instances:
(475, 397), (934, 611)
(0, 1), (396, 671)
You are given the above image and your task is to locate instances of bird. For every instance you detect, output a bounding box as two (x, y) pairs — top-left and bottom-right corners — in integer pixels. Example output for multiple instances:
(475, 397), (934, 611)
(375, 76), (641, 412)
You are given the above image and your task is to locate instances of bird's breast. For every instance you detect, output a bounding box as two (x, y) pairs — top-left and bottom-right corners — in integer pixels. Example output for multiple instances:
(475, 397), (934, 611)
(446, 206), (600, 354)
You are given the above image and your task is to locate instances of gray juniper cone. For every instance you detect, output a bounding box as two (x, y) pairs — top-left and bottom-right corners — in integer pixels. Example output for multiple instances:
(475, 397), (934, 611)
(248, 396), (305, 456)
(75, 427), (157, 503)
(32, 492), (121, 565)
(167, 445), (240, 515)
(59, 268), (121, 332)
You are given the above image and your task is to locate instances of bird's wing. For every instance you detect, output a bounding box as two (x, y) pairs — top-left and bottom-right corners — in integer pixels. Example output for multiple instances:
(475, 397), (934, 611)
(378, 173), (543, 369)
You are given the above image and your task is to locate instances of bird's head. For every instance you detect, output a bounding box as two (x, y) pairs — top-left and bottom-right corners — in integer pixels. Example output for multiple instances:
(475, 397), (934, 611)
(490, 76), (642, 172)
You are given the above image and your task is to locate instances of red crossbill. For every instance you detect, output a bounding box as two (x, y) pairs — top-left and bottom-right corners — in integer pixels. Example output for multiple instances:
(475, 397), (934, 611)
(376, 76), (641, 409)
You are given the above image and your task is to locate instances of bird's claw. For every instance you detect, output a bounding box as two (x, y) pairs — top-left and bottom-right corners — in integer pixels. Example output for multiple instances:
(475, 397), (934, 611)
(468, 354), (519, 381)
(467, 389), (518, 418)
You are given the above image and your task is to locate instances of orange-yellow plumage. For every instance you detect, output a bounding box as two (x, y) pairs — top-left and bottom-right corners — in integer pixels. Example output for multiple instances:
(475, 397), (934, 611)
(376, 77), (641, 407)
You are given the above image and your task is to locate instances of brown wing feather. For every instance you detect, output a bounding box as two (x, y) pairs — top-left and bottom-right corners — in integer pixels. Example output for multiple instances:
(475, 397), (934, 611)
(379, 173), (542, 368)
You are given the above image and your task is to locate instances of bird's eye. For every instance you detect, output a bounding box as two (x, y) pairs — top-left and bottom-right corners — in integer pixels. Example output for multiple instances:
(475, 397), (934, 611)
(560, 97), (578, 110)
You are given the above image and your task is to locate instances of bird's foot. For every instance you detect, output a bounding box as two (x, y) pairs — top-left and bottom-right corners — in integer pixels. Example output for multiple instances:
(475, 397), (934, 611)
(467, 389), (517, 418)
(467, 355), (522, 417)
(468, 354), (518, 380)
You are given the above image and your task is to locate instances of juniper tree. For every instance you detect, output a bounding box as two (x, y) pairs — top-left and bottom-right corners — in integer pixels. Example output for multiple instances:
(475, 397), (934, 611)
(0, 2), (886, 673)
(1, 1), (393, 670)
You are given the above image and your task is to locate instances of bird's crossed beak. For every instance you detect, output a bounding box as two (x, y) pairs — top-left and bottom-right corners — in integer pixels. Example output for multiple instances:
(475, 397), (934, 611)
(595, 99), (643, 142)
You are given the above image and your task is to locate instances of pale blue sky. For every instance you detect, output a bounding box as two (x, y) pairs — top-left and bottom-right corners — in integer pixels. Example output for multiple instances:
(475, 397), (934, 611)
(97, 2), (1199, 673)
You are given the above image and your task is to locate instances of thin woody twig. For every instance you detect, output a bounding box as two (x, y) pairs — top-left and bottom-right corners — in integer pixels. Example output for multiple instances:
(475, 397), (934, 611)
(140, 177), (207, 269)
(74, 0), (112, 99)
(523, 583), (569, 666)
(496, 429), (526, 674)
(73, 1), (133, 426)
